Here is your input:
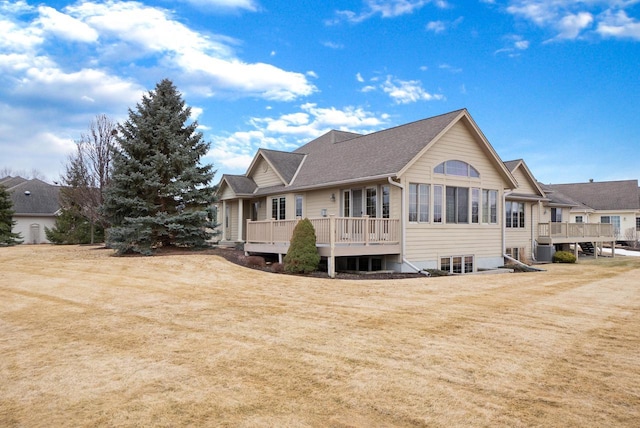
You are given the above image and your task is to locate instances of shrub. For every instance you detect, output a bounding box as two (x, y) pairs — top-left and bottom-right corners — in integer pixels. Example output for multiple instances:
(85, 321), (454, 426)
(271, 262), (284, 273)
(245, 255), (266, 268)
(284, 218), (320, 274)
(553, 250), (576, 263)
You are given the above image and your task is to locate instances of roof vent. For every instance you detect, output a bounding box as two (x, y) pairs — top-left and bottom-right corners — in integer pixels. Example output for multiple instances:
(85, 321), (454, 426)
(24, 190), (31, 196)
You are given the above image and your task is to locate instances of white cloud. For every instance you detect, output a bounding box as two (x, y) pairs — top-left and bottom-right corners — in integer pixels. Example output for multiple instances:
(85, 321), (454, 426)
(495, 34), (530, 55)
(381, 76), (444, 104)
(62, 1), (315, 101)
(322, 41), (345, 49)
(207, 104), (390, 172)
(438, 63), (462, 73)
(556, 12), (594, 39)
(426, 20), (446, 33)
(597, 10), (640, 40)
(356, 72), (365, 82)
(181, 0), (259, 12)
(36, 6), (99, 42)
(505, 0), (638, 41)
(328, 0), (437, 24)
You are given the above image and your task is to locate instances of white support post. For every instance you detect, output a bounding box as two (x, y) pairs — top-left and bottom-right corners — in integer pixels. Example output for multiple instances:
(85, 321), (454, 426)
(329, 215), (336, 278)
(237, 198), (244, 242)
(221, 200), (227, 242)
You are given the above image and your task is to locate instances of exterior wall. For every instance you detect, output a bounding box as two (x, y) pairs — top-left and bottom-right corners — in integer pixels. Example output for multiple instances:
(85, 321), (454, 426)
(220, 184), (236, 200)
(252, 158), (283, 187)
(577, 210), (638, 241)
(224, 201), (239, 241)
(505, 201), (540, 262)
(511, 168), (538, 195)
(400, 121), (508, 271)
(13, 215), (56, 244)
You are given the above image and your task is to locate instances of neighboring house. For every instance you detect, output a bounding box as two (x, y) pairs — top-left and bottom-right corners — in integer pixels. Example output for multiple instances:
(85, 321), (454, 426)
(0, 177), (61, 244)
(215, 109), (623, 275)
(543, 180), (640, 244)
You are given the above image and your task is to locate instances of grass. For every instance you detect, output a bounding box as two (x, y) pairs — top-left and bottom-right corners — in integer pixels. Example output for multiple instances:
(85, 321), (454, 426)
(1, 245), (639, 427)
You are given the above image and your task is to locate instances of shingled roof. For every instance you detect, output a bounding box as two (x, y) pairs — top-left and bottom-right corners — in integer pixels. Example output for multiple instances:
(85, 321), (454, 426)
(545, 180), (640, 211)
(3, 178), (61, 215)
(288, 109), (501, 190)
(218, 109), (517, 198)
(219, 174), (258, 196)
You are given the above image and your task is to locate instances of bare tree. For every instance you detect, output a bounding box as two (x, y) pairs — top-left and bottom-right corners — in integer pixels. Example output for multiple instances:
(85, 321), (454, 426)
(60, 114), (117, 243)
(0, 167), (46, 181)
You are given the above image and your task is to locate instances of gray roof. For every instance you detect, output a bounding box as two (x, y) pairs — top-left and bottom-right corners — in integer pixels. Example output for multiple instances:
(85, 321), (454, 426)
(288, 109), (466, 189)
(545, 180), (640, 211)
(260, 149), (306, 184)
(4, 178), (61, 215)
(221, 174), (257, 195)
(503, 159), (521, 172)
(0, 176), (28, 188)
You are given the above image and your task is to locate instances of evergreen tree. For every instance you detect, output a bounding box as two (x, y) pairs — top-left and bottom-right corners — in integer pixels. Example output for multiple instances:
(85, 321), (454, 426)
(0, 185), (22, 246)
(103, 79), (215, 255)
(284, 219), (320, 274)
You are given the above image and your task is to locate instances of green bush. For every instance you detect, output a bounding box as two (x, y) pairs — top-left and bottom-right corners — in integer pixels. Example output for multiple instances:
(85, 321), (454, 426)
(284, 218), (320, 274)
(553, 250), (577, 263)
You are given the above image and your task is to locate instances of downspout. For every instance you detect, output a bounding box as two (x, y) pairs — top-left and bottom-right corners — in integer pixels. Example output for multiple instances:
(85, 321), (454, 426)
(388, 177), (430, 276)
(502, 190), (512, 259)
(530, 203), (537, 262)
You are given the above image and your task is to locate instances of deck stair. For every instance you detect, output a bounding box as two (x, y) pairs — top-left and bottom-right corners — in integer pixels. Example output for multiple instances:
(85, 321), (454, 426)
(579, 241), (595, 255)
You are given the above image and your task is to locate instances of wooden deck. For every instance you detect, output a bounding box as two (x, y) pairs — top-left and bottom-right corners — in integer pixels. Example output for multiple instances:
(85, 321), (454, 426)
(537, 222), (615, 245)
(245, 216), (401, 257)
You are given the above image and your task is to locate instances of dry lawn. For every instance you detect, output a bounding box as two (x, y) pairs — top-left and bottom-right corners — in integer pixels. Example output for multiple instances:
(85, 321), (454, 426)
(1, 245), (639, 427)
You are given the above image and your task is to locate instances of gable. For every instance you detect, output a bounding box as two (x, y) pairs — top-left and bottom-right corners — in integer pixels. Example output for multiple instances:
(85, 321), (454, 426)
(402, 120), (515, 190)
(512, 166), (543, 196)
(251, 157), (285, 187)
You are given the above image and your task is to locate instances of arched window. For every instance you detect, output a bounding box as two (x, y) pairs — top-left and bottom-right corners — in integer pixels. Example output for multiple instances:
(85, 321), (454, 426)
(434, 160), (480, 178)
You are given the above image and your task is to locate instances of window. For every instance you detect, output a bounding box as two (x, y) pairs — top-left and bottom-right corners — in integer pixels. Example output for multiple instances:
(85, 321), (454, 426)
(482, 189), (498, 224)
(636, 217), (640, 232)
(433, 185), (443, 223)
(506, 247), (520, 261)
(601, 215), (621, 235)
(271, 197), (286, 220)
(506, 201), (525, 228)
(471, 188), (480, 224)
(551, 208), (562, 222)
(295, 195), (303, 218)
(382, 186), (390, 218)
(434, 160), (480, 178)
(490, 190), (498, 224)
(440, 255), (474, 274)
(575, 215), (583, 223)
(343, 191), (350, 217)
(366, 187), (377, 217)
(409, 183), (430, 222)
(446, 186), (468, 223)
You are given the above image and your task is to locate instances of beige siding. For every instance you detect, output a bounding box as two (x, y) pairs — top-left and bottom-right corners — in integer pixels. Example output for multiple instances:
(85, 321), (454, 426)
(224, 201), (238, 241)
(505, 201), (540, 261)
(401, 121), (508, 267)
(252, 158), (283, 187)
(220, 184), (236, 200)
(512, 167), (538, 195)
(305, 189), (340, 218)
(13, 216), (56, 244)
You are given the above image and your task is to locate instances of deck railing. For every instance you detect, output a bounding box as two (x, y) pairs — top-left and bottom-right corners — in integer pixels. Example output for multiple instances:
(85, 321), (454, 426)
(538, 222), (614, 239)
(246, 216), (400, 246)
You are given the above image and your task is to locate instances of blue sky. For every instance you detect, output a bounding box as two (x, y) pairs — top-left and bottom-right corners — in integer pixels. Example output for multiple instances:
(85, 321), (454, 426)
(1, 0), (638, 185)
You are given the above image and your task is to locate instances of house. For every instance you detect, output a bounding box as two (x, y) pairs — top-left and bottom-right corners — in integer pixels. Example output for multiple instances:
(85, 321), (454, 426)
(0, 177), (61, 244)
(543, 180), (640, 244)
(215, 109), (619, 276)
(503, 162), (618, 262)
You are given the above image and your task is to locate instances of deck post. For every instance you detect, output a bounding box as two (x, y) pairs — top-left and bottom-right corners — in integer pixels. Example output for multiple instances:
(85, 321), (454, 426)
(574, 243), (578, 260)
(612, 241), (615, 257)
(329, 215), (336, 278)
